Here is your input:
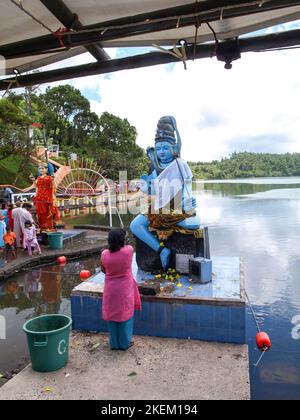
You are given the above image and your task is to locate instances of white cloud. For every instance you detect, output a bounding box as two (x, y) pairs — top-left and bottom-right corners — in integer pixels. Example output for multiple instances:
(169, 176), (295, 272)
(40, 45), (300, 162)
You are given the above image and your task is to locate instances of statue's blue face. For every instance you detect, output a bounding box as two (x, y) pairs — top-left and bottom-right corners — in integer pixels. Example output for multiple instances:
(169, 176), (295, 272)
(155, 141), (174, 164)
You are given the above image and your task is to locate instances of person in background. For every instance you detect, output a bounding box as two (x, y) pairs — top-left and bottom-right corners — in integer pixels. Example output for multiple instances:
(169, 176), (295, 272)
(0, 212), (7, 249)
(3, 226), (17, 261)
(101, 229), (141, 351)
(12, 202), (24, 248)
(22, 203), (34, 223)
(1, 204), (8, 228)
(24, 221), (42, 256)
(4, 187), (13, 204)
(7, 203), (14, 231)
(21, 203), (35, 249)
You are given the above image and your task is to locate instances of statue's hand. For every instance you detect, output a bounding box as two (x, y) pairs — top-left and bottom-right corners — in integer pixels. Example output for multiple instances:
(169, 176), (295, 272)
(140, 174), (149, 183)
(183, 197), (197, 213)
(138, 174), (152, 193)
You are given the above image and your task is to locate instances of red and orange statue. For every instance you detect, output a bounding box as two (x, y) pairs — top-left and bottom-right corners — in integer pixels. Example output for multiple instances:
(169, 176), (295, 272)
(30, 162), (59, 232)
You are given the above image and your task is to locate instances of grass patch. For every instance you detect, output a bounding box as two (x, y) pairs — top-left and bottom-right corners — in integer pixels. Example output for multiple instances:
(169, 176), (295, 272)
(0, 156), (35, 188)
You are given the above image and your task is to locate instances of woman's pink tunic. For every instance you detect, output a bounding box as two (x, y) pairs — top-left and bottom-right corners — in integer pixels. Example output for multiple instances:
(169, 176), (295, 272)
(101, 245), (141, 322)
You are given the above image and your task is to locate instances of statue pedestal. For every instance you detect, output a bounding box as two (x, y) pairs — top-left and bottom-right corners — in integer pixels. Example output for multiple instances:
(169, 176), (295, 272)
(135, 227), (210, 273)
(71, 256), (246, 345)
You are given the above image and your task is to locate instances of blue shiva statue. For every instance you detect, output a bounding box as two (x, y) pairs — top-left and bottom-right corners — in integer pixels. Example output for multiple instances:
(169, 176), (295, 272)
(130, 116), (201, 271)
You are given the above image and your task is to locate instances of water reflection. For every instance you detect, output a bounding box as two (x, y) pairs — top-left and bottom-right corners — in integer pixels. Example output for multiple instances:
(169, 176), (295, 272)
(0, 256), (101, 373)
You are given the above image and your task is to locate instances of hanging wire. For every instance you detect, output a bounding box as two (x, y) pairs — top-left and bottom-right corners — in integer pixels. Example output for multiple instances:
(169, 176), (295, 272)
(245, 290), (261, 333)
(254, 349), (268, 367)
(253, 348), (268, 375)
(206, 22), (220, 57)
(9, 0), (54, 34)
(206, 22), (219, 45)
(245, 290), (271, 371)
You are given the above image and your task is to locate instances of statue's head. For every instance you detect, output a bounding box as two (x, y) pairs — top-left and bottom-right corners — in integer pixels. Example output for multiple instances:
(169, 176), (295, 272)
(38, 162), (48, 176)
(154, 116), (182, 162)
(38, 161), (55, 176)
(147, 116), (182, 171)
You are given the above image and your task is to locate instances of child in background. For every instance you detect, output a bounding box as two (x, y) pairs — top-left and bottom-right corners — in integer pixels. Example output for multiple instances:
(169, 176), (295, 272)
(3, 227), (17, 261)
(1, 204), (8, 228)
(24, 221), (42, 256)
(0, 212), (6, 249)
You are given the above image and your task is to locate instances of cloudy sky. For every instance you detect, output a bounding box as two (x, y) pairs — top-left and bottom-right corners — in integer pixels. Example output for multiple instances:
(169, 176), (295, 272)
(19, 20), (300, 162)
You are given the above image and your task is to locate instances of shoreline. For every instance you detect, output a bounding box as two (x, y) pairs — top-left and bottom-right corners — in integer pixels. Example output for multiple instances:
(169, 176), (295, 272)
(0, 229), (108, 281)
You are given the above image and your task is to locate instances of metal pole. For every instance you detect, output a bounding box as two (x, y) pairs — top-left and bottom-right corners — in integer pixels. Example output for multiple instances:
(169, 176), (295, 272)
(43, 125), (49, 164)
(108, 188), (113, 228)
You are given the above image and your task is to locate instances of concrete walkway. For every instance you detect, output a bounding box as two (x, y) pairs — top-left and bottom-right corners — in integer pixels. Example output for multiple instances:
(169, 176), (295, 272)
(0, 333), (250, 400)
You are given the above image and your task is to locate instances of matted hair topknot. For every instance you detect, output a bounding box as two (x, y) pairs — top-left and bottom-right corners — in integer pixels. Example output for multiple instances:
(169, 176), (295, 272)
(155, 116), (176, 145)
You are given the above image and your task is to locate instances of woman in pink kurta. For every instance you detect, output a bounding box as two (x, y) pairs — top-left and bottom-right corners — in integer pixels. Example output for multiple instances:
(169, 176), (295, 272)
(101, 229), (141, 351)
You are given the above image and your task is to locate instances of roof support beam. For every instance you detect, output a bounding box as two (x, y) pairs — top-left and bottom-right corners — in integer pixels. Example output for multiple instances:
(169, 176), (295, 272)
(39, 0), (109, 61)
(1, 0), (300, 61)
(1, 28), (300, 90)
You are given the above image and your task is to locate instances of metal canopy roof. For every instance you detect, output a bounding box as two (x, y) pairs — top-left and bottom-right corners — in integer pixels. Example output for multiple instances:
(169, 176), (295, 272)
(1, 0), (300, 89)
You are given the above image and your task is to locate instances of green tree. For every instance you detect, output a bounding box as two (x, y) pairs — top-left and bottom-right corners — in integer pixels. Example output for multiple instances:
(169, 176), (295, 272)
(73, 110), (99, 148)
(0, 98), (32, 159)
(96, 112), (139, 155)
(86, 112), (147, 180)
(40, 85), (91, 148)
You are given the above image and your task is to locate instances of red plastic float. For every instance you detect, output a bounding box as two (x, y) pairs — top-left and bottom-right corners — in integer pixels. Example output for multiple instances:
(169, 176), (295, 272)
(256, 332), (271, 351)
(57, 256), (67, 264)
(80, 270), (91, 280)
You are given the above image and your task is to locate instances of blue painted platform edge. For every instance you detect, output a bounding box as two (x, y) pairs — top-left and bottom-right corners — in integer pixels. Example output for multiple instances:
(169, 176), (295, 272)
(71, 295), (246, 345)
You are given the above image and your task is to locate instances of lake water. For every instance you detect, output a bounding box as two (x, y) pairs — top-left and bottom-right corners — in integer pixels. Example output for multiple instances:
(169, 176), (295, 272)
(1, 177), (300, 400)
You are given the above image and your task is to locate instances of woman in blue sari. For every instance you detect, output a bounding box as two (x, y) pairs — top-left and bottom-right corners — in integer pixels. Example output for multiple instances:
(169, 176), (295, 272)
(0, 212), (7, 248)
(1, 204), (8, 228)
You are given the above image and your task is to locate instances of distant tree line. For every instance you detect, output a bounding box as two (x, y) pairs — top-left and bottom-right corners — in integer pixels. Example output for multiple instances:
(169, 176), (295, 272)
(190, 152), (300, 180)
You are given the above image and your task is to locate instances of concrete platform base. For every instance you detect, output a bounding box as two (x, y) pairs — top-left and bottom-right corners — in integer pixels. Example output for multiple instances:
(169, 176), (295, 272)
(72, 257), (246, 345)
(0, 333), (250, 401)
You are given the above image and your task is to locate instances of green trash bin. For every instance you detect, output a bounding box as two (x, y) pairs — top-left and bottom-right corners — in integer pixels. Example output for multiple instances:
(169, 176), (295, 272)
(47, 232), (64, 250)
(23, 315), (72, 373)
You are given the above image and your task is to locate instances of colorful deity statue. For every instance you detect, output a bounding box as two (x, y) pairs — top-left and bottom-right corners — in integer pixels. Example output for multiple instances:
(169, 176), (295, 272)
(30, 162), (59, 232)
(130, 116), (201, 270)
